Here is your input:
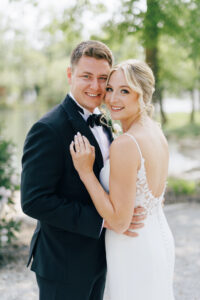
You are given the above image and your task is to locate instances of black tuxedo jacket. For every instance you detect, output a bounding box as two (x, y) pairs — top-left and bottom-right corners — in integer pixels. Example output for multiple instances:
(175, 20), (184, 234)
(21, 94), (113, 284)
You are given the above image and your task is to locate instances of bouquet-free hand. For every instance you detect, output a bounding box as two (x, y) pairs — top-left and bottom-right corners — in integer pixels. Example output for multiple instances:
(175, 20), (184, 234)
(70, 132), (95, 179)
(104, 206), (146, 237)
(70, 132), (147, 238)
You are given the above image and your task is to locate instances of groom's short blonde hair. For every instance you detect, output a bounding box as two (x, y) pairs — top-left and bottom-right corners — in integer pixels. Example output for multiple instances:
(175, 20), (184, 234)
(70, 40), (113, 70)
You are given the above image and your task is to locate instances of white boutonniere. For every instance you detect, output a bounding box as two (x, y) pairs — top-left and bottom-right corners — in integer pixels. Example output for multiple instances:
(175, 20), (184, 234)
(100, 106), (122, 138)
(112, 122), (122, 138)
(106, 118), (122, 138)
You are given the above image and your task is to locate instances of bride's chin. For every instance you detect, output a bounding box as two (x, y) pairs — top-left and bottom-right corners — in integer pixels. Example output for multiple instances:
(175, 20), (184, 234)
(110, 113), (123, 121)
(110, 111), (118, 118)
(110, 115), (119, 121)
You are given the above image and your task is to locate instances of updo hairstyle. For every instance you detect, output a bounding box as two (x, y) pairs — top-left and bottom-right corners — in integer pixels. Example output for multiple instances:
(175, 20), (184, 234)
(109, 60), (155, 117)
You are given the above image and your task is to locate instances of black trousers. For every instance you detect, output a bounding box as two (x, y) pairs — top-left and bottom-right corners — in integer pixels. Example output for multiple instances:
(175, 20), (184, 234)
(36, 272), (106, 300)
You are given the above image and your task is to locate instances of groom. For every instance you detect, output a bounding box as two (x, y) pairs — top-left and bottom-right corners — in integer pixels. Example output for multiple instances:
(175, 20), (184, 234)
(21, 40), (145, 300)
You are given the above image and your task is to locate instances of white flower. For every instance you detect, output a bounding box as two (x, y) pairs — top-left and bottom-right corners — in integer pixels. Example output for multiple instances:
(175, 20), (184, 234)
(0, 186), (11, 198)
(0, 186), (7, 196)
(11, 154), (18, 167)
(1, 235), (8, 243)
(1, 197), (8, 205)
(5, 189), (11, 198)
(7, 144), (15, 154)
(1, 228), (8, 235)
(10, 174), (19, 186)
(113, 123), (122, 133)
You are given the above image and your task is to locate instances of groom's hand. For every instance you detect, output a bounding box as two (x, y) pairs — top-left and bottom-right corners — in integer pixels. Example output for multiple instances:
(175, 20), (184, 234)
(104, 207), (147, 237)
(123, 206), (147, 237)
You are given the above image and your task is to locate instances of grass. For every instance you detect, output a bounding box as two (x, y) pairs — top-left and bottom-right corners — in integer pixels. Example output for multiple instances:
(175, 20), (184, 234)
(167, 177), (198, 196)
(157, 112), (200, 138)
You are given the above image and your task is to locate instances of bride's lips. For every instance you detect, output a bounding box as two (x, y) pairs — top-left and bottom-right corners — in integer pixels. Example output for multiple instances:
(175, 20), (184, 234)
(111, 106), (124, 112)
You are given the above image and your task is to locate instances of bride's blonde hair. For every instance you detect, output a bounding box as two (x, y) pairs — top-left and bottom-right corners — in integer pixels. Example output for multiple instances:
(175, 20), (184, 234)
(108, 60), (155, 117)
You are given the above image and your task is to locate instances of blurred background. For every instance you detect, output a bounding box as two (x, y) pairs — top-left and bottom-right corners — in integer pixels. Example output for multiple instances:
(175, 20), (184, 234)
(0, 0), (200, 182)
(0, 0), (199, 299)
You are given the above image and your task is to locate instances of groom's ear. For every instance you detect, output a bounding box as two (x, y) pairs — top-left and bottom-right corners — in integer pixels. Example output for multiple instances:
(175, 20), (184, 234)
(67, 67), (72, 84)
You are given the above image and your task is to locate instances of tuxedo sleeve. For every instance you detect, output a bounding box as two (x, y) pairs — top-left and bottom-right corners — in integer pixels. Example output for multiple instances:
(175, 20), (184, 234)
(21, 121), (103, 239)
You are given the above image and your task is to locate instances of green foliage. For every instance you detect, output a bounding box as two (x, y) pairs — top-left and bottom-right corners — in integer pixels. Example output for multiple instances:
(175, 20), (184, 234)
(0, 126), (21, 249)
(0, 218), (21, 246)
(163, 112), (200, 138)
(90, 0), (199, 124)
(0, 1), (91, 109)
(0, 0), (200, 113)
(159, 36), (197, 94)
(168, 177), (197, 196)
(178, 0), (200, 64)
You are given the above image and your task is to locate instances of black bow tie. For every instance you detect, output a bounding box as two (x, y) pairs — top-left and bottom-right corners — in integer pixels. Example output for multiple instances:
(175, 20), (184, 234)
(72, 99), (107, 128)
(87, 114), (107, 128)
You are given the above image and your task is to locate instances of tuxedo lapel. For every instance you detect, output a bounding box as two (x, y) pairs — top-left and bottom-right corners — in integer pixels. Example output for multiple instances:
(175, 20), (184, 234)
(70, 118), (104, 171)
(103, 125), (113, 144)
(61, 95), (104, 171)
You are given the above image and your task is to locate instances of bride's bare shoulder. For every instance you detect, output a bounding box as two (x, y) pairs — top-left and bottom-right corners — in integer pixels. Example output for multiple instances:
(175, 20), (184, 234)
(110, 134), (140, 163)
(110, 134), (134, 149)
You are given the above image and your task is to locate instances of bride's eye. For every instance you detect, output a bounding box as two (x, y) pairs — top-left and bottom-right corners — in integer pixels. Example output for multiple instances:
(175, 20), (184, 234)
(121, 89), (129, 94)
(106, 87), (113, 92)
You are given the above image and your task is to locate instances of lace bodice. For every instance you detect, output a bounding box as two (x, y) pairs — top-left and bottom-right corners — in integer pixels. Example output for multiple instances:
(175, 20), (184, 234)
(100, 133), (166, 215)
(124, 133), (166, 214)
(102, 134), (175, 300)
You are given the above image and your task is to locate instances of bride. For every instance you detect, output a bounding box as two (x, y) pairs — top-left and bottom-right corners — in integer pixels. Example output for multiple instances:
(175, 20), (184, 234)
(70, 60), (175, 300)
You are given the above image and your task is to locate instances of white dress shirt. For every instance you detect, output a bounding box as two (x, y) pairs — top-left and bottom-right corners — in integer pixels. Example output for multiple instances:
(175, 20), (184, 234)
(69, 92), (110, 233)
(69, 93), (110, 164)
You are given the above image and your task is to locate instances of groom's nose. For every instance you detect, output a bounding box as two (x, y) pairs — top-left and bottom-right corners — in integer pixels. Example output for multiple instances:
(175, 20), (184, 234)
(90, 78), (100, 90)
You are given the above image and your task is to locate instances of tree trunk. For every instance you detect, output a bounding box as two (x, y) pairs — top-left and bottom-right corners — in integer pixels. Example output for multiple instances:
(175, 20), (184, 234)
(198, 66), (200, 112)
(190, 90), (195, 123)
(158, 87), (167, 125)
(144, 0), (167, 125)
(198, 89), (200, 112)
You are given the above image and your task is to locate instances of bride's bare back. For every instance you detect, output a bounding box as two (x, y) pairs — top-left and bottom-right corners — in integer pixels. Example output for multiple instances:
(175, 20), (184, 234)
(127, 118), (169, 198)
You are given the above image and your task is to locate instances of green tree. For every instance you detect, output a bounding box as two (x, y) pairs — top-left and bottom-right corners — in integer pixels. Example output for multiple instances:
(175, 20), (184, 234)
(87, 0), (199, 124)
(0, 2), (84, 108)
(177, 0), (200, 122)
(0, 126), (21, 253)
(98, 0), (187, 123)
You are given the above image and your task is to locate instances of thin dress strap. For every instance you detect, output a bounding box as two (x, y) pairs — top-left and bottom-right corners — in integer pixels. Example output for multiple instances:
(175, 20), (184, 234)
(124, 133), (143, 162)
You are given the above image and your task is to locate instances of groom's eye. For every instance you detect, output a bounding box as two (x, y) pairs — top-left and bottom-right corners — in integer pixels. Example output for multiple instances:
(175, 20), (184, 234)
(99, 77), (107, 81)
(82, 75), (90, 79)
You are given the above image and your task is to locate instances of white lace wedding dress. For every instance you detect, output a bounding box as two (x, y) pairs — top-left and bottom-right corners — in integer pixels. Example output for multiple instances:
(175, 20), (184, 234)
(100, 133), (175, 300)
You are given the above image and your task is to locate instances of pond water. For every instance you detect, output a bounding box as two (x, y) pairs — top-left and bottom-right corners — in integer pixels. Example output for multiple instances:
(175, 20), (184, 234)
(0, 107), (44, 171)
(0, 107), (199, 180)
(168, 141), (200, 180)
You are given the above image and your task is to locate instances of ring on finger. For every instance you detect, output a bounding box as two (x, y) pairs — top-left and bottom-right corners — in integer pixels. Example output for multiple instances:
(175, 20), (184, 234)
(131, 222), (140, 225)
